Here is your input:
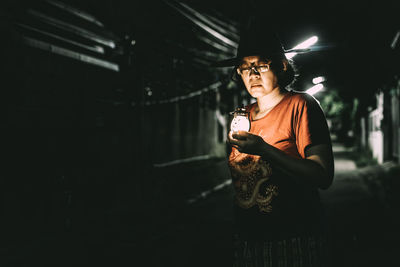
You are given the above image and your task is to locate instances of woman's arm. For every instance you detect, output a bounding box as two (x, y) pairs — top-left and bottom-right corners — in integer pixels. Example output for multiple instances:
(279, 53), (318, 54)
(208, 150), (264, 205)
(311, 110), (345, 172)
(228, 131), (334, 189)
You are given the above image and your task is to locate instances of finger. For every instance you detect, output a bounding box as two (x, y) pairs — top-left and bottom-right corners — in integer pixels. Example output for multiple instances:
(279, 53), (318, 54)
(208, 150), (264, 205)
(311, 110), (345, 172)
(232, 132), (247, 140)
(235, 145), (243, 152)
(230, 139), (244, 148)
(229, 131), (243, 141)
(237, 130), (251, 137)
(231, 142), (241, 151)
(227, 131), (236, 144)
(229, 138), (238, 146)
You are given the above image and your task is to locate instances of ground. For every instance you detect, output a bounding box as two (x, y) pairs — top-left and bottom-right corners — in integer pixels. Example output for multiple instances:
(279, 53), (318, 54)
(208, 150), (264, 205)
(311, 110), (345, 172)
(2, 142), (400, 267)
(141, 142), (400, 267)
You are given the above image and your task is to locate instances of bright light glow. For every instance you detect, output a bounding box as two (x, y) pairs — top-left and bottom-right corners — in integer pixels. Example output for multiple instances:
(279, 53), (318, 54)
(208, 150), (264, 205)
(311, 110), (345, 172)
(312, 76), (326, 84)
(306, 84), (324, 96)
(286, 36), (318, 59)
(230, 115), (250, 132)
(294, 36), (318, 49)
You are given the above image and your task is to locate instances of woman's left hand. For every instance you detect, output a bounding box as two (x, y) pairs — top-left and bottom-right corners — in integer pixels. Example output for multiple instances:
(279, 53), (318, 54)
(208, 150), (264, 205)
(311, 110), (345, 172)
(227, 131), (267, 155)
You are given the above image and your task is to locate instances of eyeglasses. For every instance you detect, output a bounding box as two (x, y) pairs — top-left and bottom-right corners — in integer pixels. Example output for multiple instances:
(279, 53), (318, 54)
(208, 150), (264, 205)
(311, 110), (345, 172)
(236, 64), (270, 76)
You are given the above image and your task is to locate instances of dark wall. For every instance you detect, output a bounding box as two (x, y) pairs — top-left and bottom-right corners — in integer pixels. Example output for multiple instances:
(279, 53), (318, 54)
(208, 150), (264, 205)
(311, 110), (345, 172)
(1, 28), (145, 264)
(0, 13), (234, 265)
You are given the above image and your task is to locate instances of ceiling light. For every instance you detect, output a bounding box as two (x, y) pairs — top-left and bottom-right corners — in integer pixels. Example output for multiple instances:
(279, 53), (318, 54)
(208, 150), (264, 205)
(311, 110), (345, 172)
(312, 76), (326, 84)
(306, 84), (324, 96)
(286, 36), (318, 59)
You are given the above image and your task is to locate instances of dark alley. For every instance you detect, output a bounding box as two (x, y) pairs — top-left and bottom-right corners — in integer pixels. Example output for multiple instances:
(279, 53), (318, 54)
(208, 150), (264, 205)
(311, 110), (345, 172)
(1, 0), (400, 266)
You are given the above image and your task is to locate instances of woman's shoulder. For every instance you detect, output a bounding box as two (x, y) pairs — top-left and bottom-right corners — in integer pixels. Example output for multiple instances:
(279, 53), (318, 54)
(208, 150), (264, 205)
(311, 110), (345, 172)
(287, 90), (321, 106)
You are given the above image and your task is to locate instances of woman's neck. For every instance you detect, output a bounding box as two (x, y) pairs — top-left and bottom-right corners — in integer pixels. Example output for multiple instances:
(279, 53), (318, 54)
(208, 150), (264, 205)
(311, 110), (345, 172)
(255, 87), (287, 113)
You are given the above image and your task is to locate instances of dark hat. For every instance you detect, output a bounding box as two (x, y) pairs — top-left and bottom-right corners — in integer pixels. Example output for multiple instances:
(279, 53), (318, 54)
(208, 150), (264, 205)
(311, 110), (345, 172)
(211, 17), (308, 67)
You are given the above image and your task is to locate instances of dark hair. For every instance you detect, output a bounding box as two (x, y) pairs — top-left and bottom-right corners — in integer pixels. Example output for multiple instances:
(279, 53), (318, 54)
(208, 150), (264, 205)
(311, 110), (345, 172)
(231, 56), (297, 89)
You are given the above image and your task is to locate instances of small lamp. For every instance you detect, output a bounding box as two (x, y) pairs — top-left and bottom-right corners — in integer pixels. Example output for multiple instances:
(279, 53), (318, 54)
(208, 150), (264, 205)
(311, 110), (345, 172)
(229, 107), (251, 132)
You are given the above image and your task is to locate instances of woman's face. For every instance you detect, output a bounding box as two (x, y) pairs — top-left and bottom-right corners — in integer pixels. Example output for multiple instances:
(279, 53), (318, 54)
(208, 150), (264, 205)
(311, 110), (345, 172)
(238, 56), (279, 98)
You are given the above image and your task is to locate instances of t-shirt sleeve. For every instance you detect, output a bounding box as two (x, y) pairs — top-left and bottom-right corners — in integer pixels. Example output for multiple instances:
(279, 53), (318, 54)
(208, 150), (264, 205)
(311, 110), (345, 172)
(295, 94), (331, 158)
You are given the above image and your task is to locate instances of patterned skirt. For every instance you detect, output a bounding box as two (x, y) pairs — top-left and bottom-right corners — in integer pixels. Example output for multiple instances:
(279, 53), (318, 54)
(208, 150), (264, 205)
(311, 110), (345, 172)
(233, 234), (330, 267)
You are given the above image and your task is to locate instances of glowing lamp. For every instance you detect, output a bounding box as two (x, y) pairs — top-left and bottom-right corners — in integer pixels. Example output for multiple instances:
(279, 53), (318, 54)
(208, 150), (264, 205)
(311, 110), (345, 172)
(230, 107), (251, 132)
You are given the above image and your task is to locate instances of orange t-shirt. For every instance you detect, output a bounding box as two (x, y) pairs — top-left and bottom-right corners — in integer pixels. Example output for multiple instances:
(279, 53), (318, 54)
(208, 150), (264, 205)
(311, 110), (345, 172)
(228, 90), (331, 240)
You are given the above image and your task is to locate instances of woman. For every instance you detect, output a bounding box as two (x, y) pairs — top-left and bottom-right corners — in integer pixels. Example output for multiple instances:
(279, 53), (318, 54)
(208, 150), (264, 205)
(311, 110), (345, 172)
(213, 18), (334, 266)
